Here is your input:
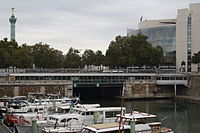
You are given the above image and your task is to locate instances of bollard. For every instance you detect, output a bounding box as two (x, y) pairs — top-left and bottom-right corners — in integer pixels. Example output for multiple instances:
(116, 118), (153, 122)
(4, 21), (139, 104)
(130, 119), (135, 133)
(69, 103), (74, 113)
(53, 101), (56, 112)
(93, 112), (98, 124)
(39, 97), (42, 105)
(32, 119), (37, 133)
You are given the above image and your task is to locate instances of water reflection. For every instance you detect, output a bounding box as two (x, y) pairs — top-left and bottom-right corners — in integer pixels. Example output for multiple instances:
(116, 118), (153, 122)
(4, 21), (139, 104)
(82, 99), (200, 133)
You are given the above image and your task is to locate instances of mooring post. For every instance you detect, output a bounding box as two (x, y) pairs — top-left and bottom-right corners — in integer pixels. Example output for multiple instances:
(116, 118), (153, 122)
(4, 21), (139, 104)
(130, 119), (135, 133)
(32, 119), (37, 133)
(53, 101), (56, 112)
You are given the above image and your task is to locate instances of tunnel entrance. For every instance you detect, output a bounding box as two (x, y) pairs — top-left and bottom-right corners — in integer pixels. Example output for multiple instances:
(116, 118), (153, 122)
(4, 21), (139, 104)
(73, 86), (123, 100)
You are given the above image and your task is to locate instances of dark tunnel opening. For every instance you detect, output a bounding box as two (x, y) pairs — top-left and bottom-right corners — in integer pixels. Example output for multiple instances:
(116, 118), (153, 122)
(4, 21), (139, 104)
(73, 86), (123, 100)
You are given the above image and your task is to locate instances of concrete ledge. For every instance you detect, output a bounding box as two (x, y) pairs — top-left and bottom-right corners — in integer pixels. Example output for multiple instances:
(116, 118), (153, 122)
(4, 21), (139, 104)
(115, 96), (171, 100)
(176, 95), (200, 104)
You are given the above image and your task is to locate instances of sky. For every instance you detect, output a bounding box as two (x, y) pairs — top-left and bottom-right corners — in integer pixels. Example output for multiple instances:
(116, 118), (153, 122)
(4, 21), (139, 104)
(0, 0), (199, 54)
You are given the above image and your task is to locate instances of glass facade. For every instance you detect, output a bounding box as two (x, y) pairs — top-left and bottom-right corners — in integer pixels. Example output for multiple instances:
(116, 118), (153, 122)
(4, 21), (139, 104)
(127, 25), (176, 66)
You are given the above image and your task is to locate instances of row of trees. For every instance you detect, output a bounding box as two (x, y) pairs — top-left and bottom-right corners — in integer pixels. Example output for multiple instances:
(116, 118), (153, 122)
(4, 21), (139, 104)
(1, 34), (199, 69)
(0, 38), (105, 68)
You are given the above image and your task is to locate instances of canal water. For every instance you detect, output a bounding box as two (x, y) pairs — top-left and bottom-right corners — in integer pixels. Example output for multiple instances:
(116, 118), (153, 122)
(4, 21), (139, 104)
(82, 99), (200, 133)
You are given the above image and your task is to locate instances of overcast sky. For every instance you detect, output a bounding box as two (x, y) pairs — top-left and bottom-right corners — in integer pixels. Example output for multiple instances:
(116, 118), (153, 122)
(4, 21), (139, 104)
(0, 0), (199, 54)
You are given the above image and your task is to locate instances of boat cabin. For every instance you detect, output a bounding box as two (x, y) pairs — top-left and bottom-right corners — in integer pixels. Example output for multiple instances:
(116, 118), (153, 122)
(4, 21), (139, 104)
(48, 107), (126, 127)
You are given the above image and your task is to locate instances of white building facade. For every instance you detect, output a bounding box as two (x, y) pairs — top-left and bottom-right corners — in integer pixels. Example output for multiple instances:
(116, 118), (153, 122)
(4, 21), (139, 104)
(128, 3), (200, 72)
(176, 3), (200, 72)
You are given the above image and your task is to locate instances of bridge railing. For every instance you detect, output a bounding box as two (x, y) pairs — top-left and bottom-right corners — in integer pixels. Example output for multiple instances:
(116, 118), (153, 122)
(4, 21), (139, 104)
(0, 67), (179, 74)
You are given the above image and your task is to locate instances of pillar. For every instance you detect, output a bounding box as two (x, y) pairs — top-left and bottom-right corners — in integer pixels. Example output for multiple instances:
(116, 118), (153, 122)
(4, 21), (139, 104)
(13, 86), (19, 96)
(145, 84), (150, 97)
(40, 86), (45, 94)
(174, 84), (177, 97)
(64, 81), (73, 97)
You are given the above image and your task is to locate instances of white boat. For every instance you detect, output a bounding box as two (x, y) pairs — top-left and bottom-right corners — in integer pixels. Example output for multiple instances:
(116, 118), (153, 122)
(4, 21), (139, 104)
(116, 111), (174, 133)
(81, 111), (174, 133)
(14, 103), (101, 133)
(42, 106), (126, 133)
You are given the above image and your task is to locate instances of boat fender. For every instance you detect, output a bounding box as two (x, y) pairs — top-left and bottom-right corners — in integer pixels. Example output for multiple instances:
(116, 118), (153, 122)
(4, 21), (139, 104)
(36, 115), (39, 120)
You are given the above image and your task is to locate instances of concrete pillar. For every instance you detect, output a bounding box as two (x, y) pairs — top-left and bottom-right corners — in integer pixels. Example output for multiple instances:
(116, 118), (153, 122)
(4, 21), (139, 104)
(145, 84), (150, 97)
(174, 84), (177, 97)
(13, 86), (19, 96)
(40, 86), (45, 94)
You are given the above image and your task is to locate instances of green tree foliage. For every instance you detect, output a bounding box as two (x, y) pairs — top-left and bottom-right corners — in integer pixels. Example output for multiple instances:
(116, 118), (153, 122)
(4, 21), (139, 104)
(0, 38), (18, 68)
(192, 51), (200, 64)
(0, 34), (163, 69)
(0, 39), (65, 68)
(64, 47), (83, 68)
(94, 50), (105, 66)
(12, 44), (34, 68)
(82, 49), (96, 67)
(82, 49), (105, 67)
(105, 34), (163, 68)
(31, 42), (64, 68)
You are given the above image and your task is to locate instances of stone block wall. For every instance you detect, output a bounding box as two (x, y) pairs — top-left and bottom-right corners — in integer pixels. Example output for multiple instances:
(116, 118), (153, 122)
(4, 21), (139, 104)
(124, 80), (175, 98)
(0, 85), (73, 97)
(188, 74), (200, 96)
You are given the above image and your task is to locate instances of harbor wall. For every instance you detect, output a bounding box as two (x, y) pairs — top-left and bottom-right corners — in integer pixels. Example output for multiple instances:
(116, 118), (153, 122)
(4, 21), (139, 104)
(0, 84), (73, 97)
(188, 74), (200, 96)
(176, 74), (200, 104)
(124, 80), (176, 99)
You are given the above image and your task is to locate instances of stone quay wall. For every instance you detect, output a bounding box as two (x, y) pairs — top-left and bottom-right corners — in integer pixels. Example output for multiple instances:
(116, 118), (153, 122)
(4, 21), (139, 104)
(0, 81), (73, 97)
(123, 79), (175, 99)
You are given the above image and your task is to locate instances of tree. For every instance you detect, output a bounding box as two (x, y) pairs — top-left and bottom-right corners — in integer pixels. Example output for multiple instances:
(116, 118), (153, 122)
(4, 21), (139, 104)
(94, 50), (105, 66)
(12, 44), (34, 68)
(105, 34), (163, 68)
(31, 42), (64, 68)
(64, 47), (83, 68)
(192, 51), (200, 64)
(82, 49), (96, 67)
(0, 38), (19, 68)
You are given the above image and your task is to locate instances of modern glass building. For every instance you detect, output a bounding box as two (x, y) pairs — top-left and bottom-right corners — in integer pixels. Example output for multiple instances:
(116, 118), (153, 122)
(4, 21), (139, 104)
(128, 3), (200, 72)
(127, 19), (176, 66)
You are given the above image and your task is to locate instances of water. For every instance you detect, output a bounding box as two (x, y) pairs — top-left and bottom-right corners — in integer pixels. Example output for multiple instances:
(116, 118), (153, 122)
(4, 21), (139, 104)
(81, 99), (200, 133)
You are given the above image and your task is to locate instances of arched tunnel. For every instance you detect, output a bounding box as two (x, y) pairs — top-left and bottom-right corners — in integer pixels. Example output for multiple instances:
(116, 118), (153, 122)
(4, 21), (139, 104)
(73, 85), (123, 100)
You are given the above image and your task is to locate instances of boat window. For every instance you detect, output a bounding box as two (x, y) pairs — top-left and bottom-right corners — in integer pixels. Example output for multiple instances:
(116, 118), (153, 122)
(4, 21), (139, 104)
(61, 119), (66, 123)
(49, 117), (57, 121)
(105, 111), (114, 118)
(81, 129), (94, 133)
(86, 112), (94, 115)
(113, 111), (120, 116)
(82, 112), (86, 115)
